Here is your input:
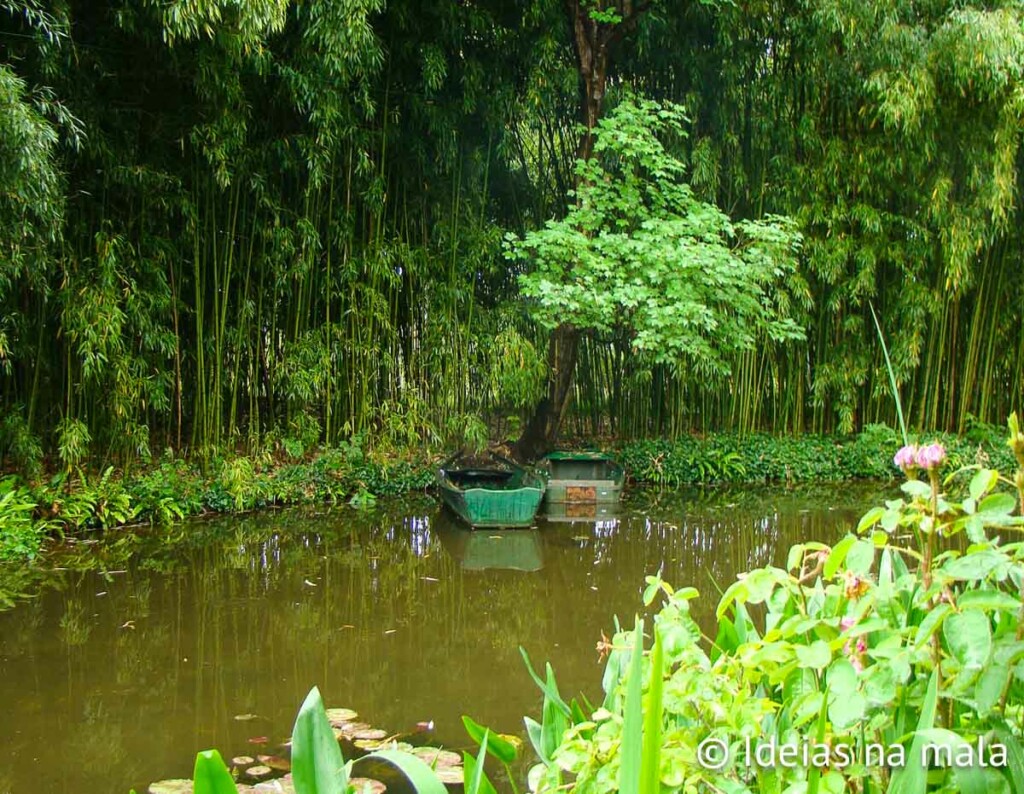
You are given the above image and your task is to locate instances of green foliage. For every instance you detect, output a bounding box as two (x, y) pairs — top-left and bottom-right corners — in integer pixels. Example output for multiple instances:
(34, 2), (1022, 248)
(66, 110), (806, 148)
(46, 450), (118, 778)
(618, 426), (1015, 486)
(526, 434), (1024, 794)
(0, 410), (42, 478)
(187, 686), (496, 794)
(511, 97), (805, 373)
(0, 475), (46, 561)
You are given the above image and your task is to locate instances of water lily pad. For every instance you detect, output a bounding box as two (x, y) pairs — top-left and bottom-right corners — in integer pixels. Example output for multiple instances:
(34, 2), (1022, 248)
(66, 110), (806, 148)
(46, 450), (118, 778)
(253, 774), (295, 793)
(257, 755), (290, 772)
(325, 708), (359, 725)
(354, 728), (388, 741)
(411, 747), (462, 768)
(148, 780), (193, 794)
(354, 739), (387, 751)
(434, 766), (464, 785)
(244, 765), (272, 780)
(232, 756), (256, 767)
(350, 777), (387, 794)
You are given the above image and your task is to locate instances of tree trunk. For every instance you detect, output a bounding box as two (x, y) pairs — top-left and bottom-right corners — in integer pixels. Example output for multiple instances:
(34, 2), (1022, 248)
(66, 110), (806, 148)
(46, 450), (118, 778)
(515, 1), (647, 460)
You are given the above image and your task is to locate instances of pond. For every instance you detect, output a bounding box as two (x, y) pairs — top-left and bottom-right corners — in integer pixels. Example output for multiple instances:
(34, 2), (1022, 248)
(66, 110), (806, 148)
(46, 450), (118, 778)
(0, 483), (892, 793)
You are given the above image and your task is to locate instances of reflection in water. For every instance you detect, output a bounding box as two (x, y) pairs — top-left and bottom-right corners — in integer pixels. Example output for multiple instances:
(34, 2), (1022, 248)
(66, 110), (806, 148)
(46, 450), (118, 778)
(0, 484), (892, 793)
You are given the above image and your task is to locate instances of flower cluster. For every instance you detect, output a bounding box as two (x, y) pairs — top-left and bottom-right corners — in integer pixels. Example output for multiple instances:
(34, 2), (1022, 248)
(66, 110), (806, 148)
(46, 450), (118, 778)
(840, 616), (868, 673)
(892, 443), (947, 475)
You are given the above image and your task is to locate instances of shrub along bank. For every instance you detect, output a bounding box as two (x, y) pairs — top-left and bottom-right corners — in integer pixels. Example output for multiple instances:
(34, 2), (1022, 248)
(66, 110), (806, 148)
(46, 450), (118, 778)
(1, 423), (1017, 562)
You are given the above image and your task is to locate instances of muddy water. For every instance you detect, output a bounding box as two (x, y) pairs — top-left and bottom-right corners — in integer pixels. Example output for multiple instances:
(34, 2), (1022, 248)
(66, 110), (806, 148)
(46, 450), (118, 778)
(0, 483), (891, 793)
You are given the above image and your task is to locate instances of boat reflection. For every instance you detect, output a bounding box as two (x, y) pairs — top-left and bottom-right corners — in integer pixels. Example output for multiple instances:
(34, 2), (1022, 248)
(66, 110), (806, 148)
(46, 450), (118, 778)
(435, 511), (543, 571)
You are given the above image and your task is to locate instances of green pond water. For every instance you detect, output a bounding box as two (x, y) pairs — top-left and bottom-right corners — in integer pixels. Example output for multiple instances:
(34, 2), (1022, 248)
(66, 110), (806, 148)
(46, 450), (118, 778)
(0, 483), (893, 794)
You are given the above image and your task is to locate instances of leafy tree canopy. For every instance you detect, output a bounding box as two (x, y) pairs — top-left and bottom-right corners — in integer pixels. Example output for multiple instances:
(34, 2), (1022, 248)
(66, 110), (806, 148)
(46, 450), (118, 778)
(509, 97), (808, 375)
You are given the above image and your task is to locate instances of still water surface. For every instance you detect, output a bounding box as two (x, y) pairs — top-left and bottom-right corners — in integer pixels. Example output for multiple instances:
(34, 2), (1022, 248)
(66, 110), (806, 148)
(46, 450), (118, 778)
(0, 484), (891, 793)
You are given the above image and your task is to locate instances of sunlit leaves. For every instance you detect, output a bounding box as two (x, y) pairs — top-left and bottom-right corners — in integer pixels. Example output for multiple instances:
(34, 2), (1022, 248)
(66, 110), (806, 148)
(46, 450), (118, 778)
(512, 96), (804, 371)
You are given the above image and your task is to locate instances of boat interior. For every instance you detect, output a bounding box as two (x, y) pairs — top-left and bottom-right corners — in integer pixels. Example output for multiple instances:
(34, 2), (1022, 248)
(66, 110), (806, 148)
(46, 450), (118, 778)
(443, 468), (524, 489)
(548, 458), (620, 480)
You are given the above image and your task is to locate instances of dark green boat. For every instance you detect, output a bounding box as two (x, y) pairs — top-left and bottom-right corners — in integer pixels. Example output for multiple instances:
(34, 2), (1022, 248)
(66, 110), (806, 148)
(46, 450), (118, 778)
(436, 455), (546, 528)
(541, 451), (625, 505)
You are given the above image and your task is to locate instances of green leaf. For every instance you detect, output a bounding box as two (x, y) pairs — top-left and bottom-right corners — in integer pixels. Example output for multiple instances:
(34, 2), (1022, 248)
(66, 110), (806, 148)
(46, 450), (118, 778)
(886, 670), (938, 794)
(944, 551), (1009, 582)
(807, 685), (830, 794)
(944, 611), (992, 671)
(193, 750), (237, 794)
(824, 535), (857, 579)
(845, 539), (876, 576)
(911, 729), (988, 794)
(462, 716), (518, 764)
(291, 686), (348, 794)
(970, 469), (998, 501)
(519, 648), (572, 717)
(619, 619), (644, 794)
(640, 625), (664, 794)
(978, 493), (1018, 521)
(958, 590), (1021, 613)
(914, 603), (952, 647)
(795, 640), (832, 670)
(463, 732), (496, 794)
(357, 750), (448, 794)
(856, 508), (886, 535)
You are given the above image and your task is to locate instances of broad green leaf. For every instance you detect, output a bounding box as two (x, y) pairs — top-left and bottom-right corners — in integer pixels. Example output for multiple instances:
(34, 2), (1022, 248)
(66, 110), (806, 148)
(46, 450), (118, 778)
(358, 750), (448, 794)
(978, 493), (1018, 522)
(944, 611), (992, 671)
(291, 686), (348, 794)
(845, 539), (875, 576)
(958, 589), (1021, 613)
(795, 640), (831, 670)
(970, 469), (998, 501)
(462, 716), (519, 764)
(944, 550), (1009, 581)
(193, 750), (237, 794)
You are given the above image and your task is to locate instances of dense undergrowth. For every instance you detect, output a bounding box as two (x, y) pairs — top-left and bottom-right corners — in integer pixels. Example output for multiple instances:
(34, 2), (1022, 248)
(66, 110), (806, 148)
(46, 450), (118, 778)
(0, 420), (1017, 563)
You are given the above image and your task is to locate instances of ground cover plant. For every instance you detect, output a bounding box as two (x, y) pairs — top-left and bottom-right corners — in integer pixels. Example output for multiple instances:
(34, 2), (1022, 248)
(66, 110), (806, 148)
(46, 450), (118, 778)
(518, 416), (1024, 794)
(1, 424), (1018, 563)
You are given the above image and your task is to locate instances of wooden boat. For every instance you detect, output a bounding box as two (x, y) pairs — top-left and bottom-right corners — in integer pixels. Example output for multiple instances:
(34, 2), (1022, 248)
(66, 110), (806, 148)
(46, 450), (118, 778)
(541, 451), (625, 505)
(436, 454), (546, 528)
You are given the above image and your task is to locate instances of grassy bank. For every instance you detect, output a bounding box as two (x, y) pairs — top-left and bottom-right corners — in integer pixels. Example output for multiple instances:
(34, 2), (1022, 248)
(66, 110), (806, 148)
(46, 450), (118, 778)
(1, 423), (1016, 562)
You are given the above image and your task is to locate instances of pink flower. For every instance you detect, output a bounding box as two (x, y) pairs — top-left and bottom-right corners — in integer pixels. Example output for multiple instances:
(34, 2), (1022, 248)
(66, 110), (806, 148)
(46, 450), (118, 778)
(893, 445), (918, 473)
(915, 443), (947, 471)
(840, 616), (856, 632)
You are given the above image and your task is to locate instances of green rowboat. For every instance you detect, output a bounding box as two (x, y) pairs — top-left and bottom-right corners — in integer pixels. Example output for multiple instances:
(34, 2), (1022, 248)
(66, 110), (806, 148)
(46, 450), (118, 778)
(541, 451), (625, 504)
(436, 456), (546, 528)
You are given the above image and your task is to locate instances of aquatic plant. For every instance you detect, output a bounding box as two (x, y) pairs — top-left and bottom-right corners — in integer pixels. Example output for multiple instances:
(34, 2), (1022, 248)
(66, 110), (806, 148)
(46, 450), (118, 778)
(525, 416), (1024, 794)
(171, 686), (505, 794)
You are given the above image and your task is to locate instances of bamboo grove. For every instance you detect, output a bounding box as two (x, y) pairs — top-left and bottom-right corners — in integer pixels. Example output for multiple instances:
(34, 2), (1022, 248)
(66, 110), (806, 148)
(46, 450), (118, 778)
(1, 0), (1022, 471)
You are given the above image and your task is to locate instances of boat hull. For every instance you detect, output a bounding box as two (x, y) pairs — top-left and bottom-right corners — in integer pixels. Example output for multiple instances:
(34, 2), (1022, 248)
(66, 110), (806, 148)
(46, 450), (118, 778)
(437, 466), (546, 528)
(542, 452), (625, 504)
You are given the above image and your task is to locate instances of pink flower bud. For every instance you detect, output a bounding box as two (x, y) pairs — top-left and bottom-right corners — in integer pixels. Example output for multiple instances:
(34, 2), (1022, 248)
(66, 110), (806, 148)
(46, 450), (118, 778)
(915, 443), (947, 471)
(893, 445), (919, 472)
(840, 616), (856, 632)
